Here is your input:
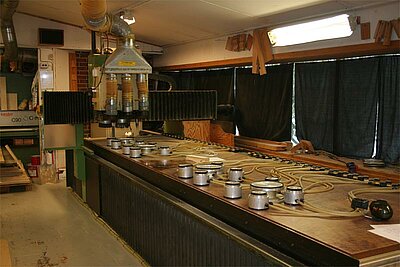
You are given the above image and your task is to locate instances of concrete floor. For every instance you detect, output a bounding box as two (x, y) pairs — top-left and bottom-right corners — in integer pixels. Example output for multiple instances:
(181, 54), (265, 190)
(0, 181), (145, 267)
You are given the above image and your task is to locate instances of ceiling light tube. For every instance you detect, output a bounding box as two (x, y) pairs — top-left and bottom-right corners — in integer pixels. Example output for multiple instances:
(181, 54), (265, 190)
(268, 14), (354, 47)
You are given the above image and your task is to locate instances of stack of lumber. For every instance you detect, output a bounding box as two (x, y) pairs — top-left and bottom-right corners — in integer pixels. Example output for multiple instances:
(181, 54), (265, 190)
(0, 145), (32, 193)
(235, 136), (288, 151)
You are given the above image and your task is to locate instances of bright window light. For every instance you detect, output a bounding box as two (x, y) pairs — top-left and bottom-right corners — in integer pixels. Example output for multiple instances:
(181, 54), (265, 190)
(268, 14), (354, 47)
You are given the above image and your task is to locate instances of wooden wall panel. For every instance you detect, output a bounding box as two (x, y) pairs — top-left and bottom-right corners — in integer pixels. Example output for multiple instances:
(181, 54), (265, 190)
(210, 123), (234, 146)
(183, 120), (210, 142)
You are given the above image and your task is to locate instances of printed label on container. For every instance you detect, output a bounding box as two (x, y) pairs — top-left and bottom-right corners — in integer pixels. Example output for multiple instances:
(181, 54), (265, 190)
(118, 61), (136, 66)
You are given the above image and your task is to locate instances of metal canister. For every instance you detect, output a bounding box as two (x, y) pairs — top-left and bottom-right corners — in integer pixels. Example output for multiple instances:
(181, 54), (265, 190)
(107, 138), (115, 146)
(250, 181), (284, 203)
(120, 138), (133, 146)
(248, 190), (269, 210)
(111, 140), (121, 150)
(195, 164), (221, 177)
(140, 144), (156, 155)
(211, 161), (224, 174)
(122, 144), (132, 155)
(135, 139), (145, 145)
(193, 170), (209, 186)
(224, 181), (242, 199)
(178, 164), (193, 179)
(284, 186), (304, 205)
(160, 146), (171, 156)
(228, 167), (243, 182)
(130, 147), (141, 158)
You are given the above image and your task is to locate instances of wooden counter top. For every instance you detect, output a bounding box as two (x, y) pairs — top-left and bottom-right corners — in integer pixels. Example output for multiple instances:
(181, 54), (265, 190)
(85, 135), (400, 266)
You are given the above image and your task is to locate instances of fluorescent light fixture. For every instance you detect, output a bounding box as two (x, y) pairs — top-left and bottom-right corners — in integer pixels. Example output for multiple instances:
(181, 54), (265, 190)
(268, 14), (353, 47)
(120, 10), (135, 25)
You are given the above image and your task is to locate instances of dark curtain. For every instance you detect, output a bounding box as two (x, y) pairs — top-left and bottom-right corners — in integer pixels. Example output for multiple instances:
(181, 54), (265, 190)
(335, 57), (379, 158)
(162, 69), (234, 105)
(376, 55), (400, 164)
(295, 61), (337, 152)
(236, 64), (293, 141)
(295, 56), (399, 161)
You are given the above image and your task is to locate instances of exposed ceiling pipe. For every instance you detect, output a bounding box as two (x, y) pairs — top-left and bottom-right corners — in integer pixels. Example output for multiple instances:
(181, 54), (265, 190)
(0, 0), (19, 63)
(80, 0), (133, 38)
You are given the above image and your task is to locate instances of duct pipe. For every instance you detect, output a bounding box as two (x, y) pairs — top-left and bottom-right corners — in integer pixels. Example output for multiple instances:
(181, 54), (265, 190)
(0, 0), (19, 62)
(80, 0), (133, 38)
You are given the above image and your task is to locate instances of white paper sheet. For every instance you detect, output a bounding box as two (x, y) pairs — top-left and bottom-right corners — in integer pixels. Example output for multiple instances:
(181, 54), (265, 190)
(369, 224), (400, 243)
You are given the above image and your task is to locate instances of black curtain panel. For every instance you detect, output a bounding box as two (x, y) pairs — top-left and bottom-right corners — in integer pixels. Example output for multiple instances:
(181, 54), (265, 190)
(376, 55), (400, 164)
(236, 64), (293, 141)
(335, 57), (379, 159)
(162, 69), (234, 105)
(295, 61), (337, 152)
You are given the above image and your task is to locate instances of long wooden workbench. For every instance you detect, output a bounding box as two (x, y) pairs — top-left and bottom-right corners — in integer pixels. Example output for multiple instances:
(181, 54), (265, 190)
(82, 134), (399, 266)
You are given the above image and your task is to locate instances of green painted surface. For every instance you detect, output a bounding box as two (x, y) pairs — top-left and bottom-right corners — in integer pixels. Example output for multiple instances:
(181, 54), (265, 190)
(0, 73), (35, 105)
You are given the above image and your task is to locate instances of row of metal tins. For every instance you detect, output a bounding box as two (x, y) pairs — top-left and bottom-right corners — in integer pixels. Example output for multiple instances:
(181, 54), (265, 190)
(177, 163), (305, 209)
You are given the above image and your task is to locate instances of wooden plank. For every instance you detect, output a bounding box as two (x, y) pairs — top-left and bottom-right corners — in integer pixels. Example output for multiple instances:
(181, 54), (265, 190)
(375, 20), (386, 43)
(5, 145), (27, 176)
(391, 19), (400, 38)
(361, 22), (370, 40)
(383, 21), (393, 46)
(0, 147), (4, 164)
(183, 120), (210, 142)
(210, 123), (234, 146)
(157, 40), (400, 71)
(235, 136), (288, 151)
(0, 77), (7, 110)
(6, 93), (18, 110)
(0, 240), (12, 267)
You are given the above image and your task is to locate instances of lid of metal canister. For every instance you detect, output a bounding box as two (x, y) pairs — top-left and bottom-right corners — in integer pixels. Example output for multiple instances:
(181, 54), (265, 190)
(251, 181), (283, 189)
(226, 181), (240, 186)
(196, 164), (221, 170)
(179, 163), (192, 168)
(250, 190), (267, 195)
(287, 186), (303, 191)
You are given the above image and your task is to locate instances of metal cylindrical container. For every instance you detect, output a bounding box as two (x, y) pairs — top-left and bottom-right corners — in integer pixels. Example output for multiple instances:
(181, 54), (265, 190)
(250, 181), (284, 203)
(193, 170), (209, 186)
(135, 139), (145, 145)
(160, 146), (171, 155)
(228, 167), (243, 182)
(31, 155), (40, 165)
(248, 190), (269, 210)
(284, 186), (304, 205)
(106, 137), (115, 147)
(120, 138), (132, 146)
(122, 74), (133, 113)
(195, 164), (221, 177)
(178, 164), (193, 179)
(105, 73), (118, 116)
(140, 144), (156, 155)
(211, 161), (224, 174)
(122, 144), (132, 155)
(111, 140), (121, 150)
(130, 147), (141, 158)
(224, 181), (242, 199)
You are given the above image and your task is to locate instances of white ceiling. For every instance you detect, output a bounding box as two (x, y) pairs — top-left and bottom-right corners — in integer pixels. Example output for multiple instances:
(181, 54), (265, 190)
(16, 0), (392, 47)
